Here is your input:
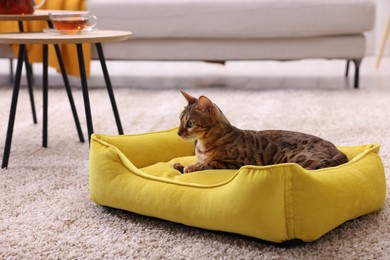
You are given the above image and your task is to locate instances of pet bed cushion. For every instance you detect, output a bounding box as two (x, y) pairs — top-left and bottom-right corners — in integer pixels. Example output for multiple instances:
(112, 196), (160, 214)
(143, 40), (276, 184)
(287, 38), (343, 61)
(89, 128), (386, 243)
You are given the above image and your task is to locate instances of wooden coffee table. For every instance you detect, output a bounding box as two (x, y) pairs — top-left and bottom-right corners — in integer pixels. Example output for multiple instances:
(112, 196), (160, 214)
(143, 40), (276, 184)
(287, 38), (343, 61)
(0, 30), (132, 168)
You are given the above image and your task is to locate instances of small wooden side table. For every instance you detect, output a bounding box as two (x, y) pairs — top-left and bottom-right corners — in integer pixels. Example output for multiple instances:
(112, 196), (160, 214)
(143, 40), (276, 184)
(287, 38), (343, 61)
(0, 30), (132, 168)
(0, 10), (85, 142)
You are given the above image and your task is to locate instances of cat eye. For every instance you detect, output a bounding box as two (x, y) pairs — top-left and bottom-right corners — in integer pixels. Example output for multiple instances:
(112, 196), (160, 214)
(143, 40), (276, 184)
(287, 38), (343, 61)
(187, 120), (194, 128)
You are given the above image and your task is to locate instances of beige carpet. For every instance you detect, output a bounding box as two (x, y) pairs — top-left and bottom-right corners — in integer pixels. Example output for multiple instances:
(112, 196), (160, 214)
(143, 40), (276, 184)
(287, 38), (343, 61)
(0, 84), (389, 259)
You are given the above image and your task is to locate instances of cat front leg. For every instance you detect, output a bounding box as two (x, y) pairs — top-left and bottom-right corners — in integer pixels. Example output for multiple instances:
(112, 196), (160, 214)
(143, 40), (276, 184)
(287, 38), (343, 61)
(174, 161), (233, 173)
(173, 162), (208, 173)
(183, 162), (205, 173)
(185, 160), (240, 172)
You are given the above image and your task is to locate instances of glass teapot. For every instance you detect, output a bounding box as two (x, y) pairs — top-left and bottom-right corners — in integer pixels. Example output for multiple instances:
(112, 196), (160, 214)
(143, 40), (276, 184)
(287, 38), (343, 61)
(0, 0), (46, 15)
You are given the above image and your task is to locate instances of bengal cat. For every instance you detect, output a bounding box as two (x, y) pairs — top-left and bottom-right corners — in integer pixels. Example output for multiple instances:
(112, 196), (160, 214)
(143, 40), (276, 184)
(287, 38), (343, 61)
(173, 91), (348, 173)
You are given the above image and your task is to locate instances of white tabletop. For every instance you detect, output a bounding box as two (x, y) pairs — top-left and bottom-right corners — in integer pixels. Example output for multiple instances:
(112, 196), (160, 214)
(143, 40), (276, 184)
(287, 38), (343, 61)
(0, 30), (132, 44)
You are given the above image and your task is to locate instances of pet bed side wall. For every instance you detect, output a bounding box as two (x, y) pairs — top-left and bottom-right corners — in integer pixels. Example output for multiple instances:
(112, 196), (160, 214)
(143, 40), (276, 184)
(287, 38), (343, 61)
(290, 144), (386, 242)
(91, 128), (195, 168)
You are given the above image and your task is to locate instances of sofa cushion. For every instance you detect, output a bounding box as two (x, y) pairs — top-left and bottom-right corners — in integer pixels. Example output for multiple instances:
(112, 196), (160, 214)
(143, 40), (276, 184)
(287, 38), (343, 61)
(88, 0), (375, 39)
(95, 35), (365, 61)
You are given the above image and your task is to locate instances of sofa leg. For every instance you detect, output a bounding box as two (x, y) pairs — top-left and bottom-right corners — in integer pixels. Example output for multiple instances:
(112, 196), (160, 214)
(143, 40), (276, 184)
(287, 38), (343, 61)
(345, 60), (350, 77)
(352, 59), (362, 89)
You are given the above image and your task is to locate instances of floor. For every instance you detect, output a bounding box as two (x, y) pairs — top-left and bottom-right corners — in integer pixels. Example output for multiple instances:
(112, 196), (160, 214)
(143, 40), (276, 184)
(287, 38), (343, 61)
(0, 56), (389, 90)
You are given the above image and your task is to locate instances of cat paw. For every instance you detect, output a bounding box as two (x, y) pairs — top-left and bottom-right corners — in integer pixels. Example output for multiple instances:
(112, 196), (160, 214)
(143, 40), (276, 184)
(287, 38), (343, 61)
(173, 162), (184, 173)
(183, 165), (196, 173)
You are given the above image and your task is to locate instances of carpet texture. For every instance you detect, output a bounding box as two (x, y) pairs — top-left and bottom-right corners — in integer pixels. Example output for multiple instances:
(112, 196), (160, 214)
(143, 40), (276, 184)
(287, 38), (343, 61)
(0, 85), (389, 259)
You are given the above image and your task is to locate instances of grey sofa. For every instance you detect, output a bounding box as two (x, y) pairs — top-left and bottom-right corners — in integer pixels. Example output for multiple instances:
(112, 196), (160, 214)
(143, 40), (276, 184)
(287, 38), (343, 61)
(1, 0), (376, 88)
(87, 0), (375, 88)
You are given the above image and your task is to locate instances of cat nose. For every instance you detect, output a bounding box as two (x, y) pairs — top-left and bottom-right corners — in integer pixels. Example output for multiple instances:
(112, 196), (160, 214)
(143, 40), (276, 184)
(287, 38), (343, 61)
(177, 128), (183, 136)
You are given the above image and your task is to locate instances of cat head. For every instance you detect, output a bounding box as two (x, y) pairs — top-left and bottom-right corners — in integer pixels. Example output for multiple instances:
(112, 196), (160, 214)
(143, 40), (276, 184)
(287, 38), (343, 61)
(177, 90), (229, 140)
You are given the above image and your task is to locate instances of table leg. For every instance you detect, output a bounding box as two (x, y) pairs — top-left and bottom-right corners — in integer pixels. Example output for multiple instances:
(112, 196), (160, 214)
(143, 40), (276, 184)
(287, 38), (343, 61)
(18, 21), (37, 124)
(52, 44), (85, 143)
(24, 52), (36, 124)
(95, 43), (124, 134)
(9, 58), (14, 84)
(42, 44), (48, 147)
(47, 21), (85, 143)
(76, 44), (94, 143)
(2, 45), (25, 169)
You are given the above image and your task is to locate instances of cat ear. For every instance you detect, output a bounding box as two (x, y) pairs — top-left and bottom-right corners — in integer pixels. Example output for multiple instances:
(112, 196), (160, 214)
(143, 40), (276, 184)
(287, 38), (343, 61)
(197, 96), (215, 115)
(180, 90), (198, 105)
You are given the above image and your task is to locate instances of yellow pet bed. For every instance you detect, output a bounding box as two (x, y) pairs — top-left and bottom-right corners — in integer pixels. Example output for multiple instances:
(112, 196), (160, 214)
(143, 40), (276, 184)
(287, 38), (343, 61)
(89, 128), (386, 243)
